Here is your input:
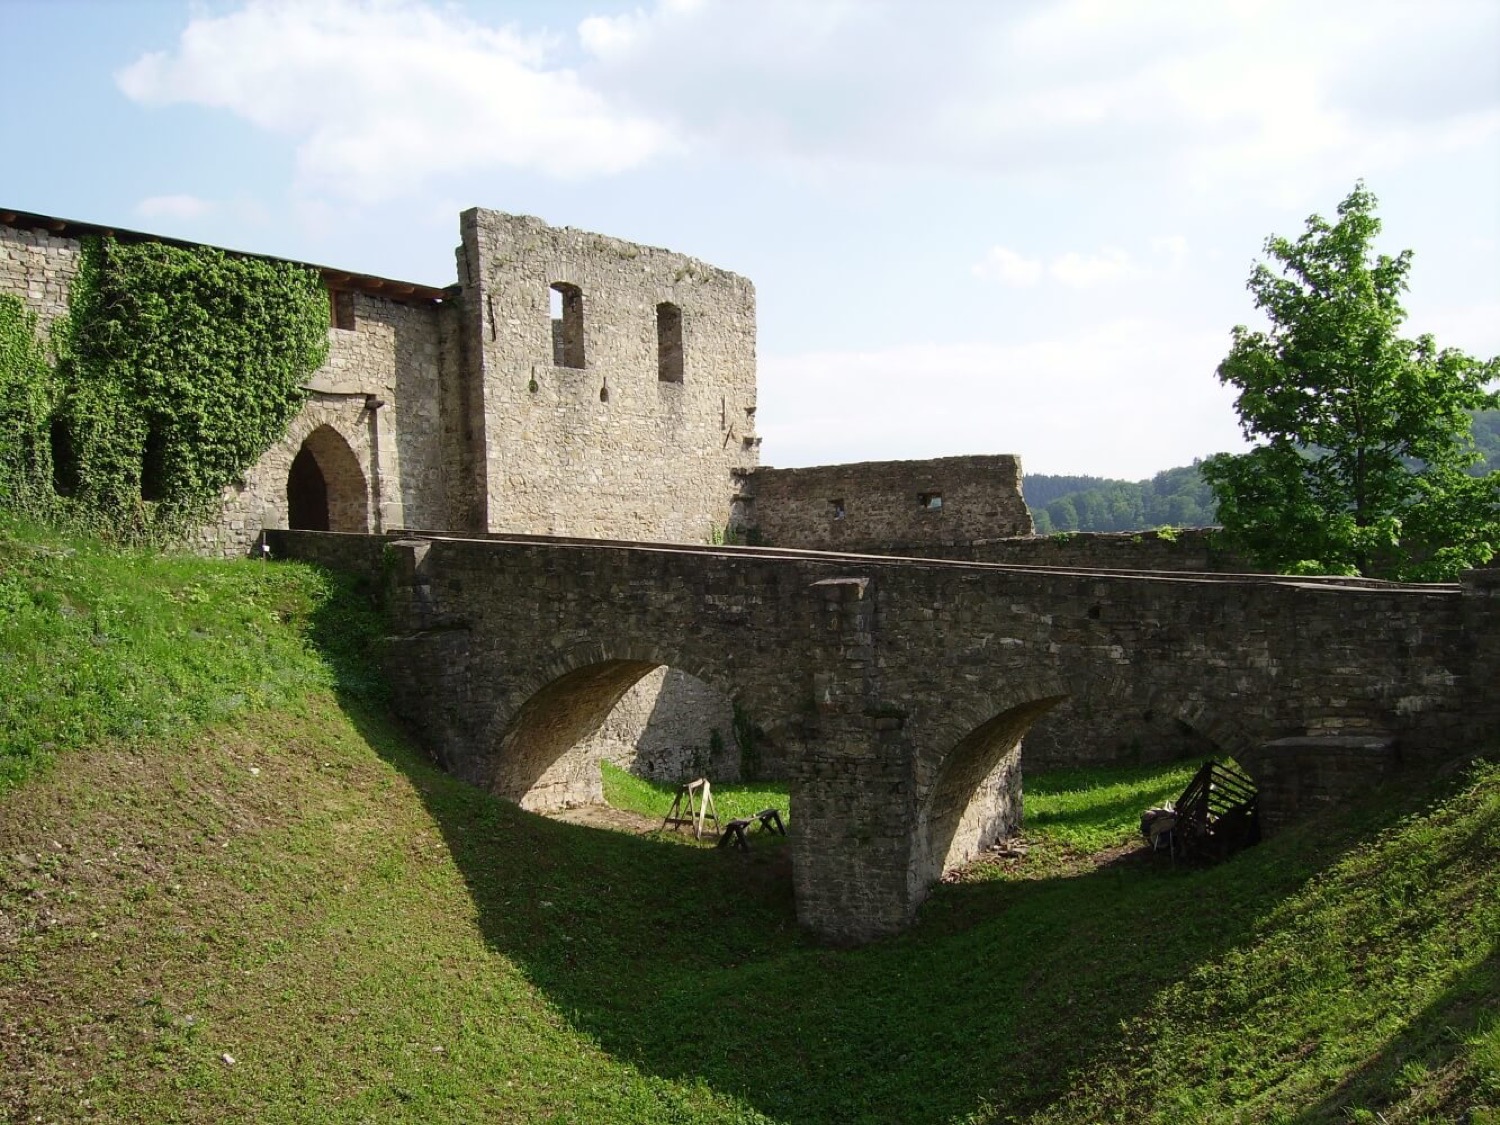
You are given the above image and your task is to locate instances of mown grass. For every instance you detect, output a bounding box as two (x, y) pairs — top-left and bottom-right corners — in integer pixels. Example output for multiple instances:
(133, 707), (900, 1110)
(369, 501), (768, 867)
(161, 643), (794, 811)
(0, 512), (383, 792)
(1021, 760), (1201, 853)
(601, 760), (792, 826)
(2, 522), (1496, 1123)
(600, 758), (1198, 862)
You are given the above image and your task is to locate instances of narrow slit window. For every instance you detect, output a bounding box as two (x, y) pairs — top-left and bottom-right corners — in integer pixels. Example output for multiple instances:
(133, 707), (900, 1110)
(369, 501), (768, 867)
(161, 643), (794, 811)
(330, 289), (355, 331)
(918, 491), (943, 511)
(141, 421), (169, 502)
(50, 416), (78, 497)
(550, 282), (585, 368)
(657, 302), (684, 383)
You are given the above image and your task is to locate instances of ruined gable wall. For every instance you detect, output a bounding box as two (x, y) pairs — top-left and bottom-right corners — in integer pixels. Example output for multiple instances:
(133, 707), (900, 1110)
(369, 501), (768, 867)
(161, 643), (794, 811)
(745, 456), (1033, 551)
(462, 209), (759, 543)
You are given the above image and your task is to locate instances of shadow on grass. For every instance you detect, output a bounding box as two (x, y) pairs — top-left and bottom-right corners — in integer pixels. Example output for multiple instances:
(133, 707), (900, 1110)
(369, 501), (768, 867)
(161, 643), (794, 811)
(1289, 950), (1500, 1123)
(331, 695), (1415, 1124)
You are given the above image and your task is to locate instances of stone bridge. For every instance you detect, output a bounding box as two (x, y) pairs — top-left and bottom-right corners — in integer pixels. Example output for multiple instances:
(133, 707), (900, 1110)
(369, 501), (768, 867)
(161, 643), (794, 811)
(268, 530), (1500, 944)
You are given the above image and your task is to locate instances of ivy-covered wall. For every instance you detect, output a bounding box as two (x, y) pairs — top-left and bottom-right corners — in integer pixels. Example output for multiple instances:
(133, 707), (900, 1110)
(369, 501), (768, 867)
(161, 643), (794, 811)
(0, 294), (59, 511)
(0, 235), (329, 542)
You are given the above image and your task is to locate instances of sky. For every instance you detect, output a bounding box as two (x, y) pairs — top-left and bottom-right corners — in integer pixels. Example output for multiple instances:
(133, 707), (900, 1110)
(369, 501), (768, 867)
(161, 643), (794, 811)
(4, 0), (1498, 480)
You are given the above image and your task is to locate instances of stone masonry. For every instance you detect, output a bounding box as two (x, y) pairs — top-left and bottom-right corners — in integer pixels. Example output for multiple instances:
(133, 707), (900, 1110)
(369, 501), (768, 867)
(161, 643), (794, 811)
(2, 207), (761, 555)
(744, 455), (1033, 552)
(3, 205), (761, 781)
(453, 209), (759, 542)
(14, 202), (1500, 945)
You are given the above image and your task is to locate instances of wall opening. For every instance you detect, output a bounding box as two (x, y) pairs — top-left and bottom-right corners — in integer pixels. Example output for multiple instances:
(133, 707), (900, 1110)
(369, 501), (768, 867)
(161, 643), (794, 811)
(495, 660), (659, 809)
(657, 302), (684, 383)
(329, 289), (356, 331)
(913, 694), (1066, 901)
(49, 416), (78, 497)
(550, 282), (585, 369)
(830, 498), (846, 520)
(918, 491), (943, 511)
(286, 425), (368, 532)
(140, 421), (169, 502)
(287, 446), (329, 531)
(497, 661), (759, 812)
(577, 666), (743, 787)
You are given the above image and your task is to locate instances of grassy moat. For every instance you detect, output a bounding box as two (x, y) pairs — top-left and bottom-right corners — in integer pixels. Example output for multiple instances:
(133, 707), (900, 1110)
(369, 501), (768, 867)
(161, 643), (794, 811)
(2, 516), (1496, 1123)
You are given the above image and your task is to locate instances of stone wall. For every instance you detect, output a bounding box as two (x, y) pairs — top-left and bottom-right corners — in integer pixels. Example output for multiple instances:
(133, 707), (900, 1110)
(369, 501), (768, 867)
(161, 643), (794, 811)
(457, 209), (759, 543)
(0, 214), (454, 558)
(968, 528), (1245, 571)
(193, 396), (375, 557)
(576, 667), (739, 784)
(190, 290), (448, 558)
(0, 224), (82, 338)
(745, 455), (1032, 551)
(2, 207), (761, 781)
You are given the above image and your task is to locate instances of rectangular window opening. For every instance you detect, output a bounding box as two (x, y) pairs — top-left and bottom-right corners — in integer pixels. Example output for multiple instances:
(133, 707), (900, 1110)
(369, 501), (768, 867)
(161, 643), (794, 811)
(330, 289), (355, 331)
(918, 491), (943, 511)
(657, 302), (684, 383)
(550, 282), (585, 368)
(830, 498), (846, 520)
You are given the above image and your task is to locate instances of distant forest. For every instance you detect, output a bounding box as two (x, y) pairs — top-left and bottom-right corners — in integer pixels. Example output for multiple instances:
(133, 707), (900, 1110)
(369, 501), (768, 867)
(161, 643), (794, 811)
(1026, 409), (1500, 534)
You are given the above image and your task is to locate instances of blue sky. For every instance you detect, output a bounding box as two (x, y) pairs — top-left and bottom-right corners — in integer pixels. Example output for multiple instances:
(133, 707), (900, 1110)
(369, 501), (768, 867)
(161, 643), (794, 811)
(6, 0), (1498, 479)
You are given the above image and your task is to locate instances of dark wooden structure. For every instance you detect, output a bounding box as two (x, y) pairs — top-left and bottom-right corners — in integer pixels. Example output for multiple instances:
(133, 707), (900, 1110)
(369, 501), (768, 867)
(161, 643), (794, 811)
(1165, 760), (1261, 861)
(716, 807), (786, 852)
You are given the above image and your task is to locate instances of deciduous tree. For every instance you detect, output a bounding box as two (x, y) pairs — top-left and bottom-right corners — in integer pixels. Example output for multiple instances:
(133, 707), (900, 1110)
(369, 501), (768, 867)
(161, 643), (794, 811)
(1201, 183), (1499, 579)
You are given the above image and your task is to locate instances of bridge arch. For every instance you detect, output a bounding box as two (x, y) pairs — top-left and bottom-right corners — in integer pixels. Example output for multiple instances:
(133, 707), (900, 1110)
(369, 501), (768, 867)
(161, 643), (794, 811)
(1163, 698), (1260, 765)
(910, 672), (1074, 899)
(487, 642), (752, 811)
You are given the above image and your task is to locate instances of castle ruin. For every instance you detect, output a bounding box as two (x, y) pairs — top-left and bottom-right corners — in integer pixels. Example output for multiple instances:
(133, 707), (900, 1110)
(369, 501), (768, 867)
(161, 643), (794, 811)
(9, 205), (1494, 937)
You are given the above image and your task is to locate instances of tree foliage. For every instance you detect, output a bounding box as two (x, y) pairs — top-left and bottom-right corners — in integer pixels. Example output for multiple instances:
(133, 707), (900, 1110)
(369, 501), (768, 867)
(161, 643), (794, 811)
(1028, 463), (1217, 534)
(1201, 183), (1500, 580)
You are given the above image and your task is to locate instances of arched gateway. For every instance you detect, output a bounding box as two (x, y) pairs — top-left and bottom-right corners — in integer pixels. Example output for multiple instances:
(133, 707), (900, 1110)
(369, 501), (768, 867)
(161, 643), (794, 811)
(286, 425), (368, 532)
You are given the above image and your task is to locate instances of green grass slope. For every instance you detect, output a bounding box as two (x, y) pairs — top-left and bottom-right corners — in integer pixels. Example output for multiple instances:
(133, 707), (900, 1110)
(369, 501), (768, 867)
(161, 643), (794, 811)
(2, 522), (1496, 1123)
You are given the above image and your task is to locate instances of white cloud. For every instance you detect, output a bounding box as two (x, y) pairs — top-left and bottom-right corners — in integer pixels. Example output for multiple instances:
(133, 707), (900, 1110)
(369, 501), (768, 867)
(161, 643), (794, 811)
(135, 194), (216, 221)
(1049, 247), (1136, 288)
(114, 0), (1500, 207)
(117, 0), (676, 203)
(971, 246), (1042, 286)
(575, 0), (1500, 199)
(974, 238), (1189, 288)
(758, 318), (1248, 479)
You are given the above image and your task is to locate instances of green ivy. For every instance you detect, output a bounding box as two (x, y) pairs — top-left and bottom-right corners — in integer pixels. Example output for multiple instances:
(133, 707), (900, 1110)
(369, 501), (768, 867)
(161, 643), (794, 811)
(0, 295), (61, 512)
(1, 236), (329, 542)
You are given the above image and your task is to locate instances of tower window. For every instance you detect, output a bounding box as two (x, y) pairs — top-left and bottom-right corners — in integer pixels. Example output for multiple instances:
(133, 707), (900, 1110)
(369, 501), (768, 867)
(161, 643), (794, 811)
(918, 491), (943, 511)
(330, 289), (355, 331)
(550, 282), (585, 368)
(657, 302), (684, 383)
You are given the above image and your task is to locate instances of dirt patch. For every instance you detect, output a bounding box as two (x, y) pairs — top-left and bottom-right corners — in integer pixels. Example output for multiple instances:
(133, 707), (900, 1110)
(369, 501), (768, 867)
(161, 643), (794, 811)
(547, 803), (662, 835)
